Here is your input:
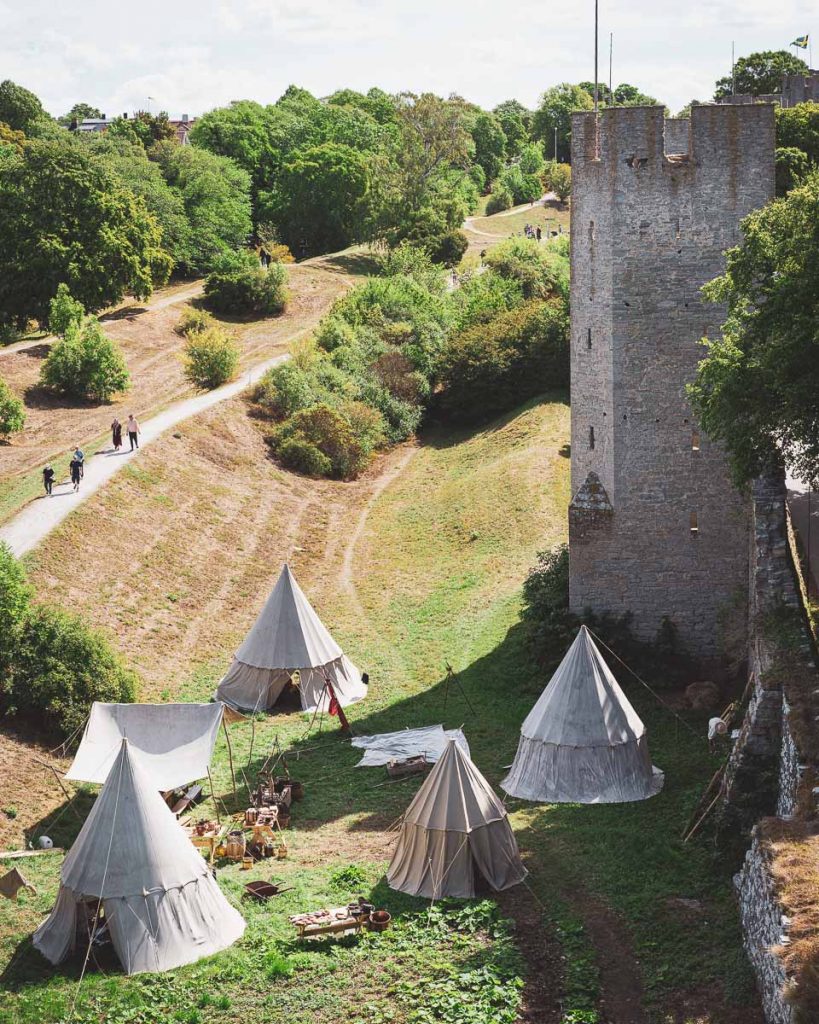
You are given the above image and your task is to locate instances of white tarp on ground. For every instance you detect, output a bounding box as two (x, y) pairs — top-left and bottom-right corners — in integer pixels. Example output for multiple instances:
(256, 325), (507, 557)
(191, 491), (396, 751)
(216, 564), (367, 713)
(501, 625), (664, 804)
(387, 739), (527, 900)
(352, 725), (470, 767)
(66, 702), (223, 790)
(34, 739), (245, 975)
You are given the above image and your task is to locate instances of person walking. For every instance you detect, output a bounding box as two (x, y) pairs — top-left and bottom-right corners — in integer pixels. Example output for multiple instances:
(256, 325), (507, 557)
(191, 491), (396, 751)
(73, 445), (85, 479)
(126, 414), (140, 451)
(42, 464), (55, 496)
(69, 454), (82, 492)
(536, 226), (542, 242)
(111, 418), (123, 451)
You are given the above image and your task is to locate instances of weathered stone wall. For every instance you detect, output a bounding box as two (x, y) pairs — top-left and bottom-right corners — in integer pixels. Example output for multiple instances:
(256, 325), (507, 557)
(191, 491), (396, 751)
(781, 71), (819, 107)
(568, 104), (775, 658)
(735, 835), (795, 1024)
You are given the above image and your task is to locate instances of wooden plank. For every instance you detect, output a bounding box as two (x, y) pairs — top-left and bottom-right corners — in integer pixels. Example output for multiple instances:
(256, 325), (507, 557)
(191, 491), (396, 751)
(0, 848), (64, 859)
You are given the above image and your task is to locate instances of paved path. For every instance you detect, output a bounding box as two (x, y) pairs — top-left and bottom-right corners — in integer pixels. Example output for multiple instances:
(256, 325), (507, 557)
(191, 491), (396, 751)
(0, 350), (290, 558)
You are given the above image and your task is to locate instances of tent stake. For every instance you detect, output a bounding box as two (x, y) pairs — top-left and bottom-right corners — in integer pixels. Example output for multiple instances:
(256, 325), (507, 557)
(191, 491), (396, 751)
(222, 718), (238, 808)
(246, 714), (256, 768)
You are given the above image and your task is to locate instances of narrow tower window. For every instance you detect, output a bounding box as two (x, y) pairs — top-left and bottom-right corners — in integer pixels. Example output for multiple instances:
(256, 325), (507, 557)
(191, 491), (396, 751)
(589, 426), (595, 450)
(691, 430), (700, 451)
(588, 220), (595, 244)
(587, 327), (592, 349)
(690, 511), (698, 536)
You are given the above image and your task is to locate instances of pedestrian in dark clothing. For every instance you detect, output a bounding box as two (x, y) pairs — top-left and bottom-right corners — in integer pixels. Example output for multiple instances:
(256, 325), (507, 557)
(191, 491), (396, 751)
(536, 226), (542, 242)
(126, 414), (140, 451)
(69, 457), (82, 491)
(73, 446), (85, 478)
(43, 464), (54, 496)
(111, 418), (123, 450)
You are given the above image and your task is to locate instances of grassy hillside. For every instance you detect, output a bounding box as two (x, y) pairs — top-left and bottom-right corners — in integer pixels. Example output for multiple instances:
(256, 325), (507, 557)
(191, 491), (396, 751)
(1, 395), (761, 1023)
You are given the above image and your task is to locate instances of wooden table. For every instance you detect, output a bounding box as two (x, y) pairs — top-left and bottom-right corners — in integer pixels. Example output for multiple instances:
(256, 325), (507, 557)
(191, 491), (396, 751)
(290, 906), (365, 940)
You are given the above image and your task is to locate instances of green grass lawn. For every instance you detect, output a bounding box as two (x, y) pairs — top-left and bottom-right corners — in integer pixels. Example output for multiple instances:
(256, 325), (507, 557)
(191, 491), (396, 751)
(469, 201), (570, 239)
(0, 396), (759, 1024)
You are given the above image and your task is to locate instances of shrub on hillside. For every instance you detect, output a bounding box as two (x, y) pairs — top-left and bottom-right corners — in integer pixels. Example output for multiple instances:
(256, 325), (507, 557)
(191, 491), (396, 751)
(203, 251), (288, 316)
(437, 298), (569, 424)
(486, 183), (513, 214)
(48, 284), (84, 337)
(449, 271), (524, 332)
(0, 377), (25, 439)
(253, 363), (316, 419)
(183, 325), (240, 389)
(0, 543), (31, 679)
(484, 236), (569, 300)
(40, 318), (130, 402)
(275, 437), (332, 477)
(428, 229), (469, 267)
(315, 316), (357, 352)
(268, 403), (368, 479)
(174, 306), (214, 337)
(5, 605), (137, 739)
(377, 243), (446, 293)
(546, 162), (572, 202)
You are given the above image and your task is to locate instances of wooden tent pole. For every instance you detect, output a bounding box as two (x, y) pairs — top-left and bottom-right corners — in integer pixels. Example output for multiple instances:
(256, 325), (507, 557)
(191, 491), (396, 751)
(222, 718), (238, 807)
(207, 767), (221, 825)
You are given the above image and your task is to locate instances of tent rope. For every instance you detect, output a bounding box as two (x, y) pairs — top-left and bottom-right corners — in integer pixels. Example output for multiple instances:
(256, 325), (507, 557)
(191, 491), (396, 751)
(585, 626), (700, 738)
(68, 745), (126, 1021)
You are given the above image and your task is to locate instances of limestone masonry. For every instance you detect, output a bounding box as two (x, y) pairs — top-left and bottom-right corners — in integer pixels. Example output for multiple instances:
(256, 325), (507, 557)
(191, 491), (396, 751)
(568, 104), (775, 658)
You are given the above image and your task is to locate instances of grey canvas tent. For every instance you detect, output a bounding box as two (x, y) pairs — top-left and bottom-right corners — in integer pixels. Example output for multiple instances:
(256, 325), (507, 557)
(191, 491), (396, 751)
(216, 564), (367, 713)
(387, 739), (527, 900)
(501, 625), (664, 804)
(34, 739), (245, 975)
(66, 702), (224, 790)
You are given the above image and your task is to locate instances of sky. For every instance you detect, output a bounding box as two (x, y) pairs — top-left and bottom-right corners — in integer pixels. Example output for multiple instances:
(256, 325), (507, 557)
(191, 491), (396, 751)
(1, 0), (815, 120)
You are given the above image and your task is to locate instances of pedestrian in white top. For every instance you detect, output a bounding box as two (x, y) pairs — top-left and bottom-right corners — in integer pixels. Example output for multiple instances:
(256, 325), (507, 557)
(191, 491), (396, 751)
(126, 415), (140, 451)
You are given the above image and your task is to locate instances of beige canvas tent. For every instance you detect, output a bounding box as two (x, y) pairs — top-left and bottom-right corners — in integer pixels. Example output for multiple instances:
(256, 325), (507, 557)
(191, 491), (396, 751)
(501, 625), (664, 804)
(387, 739), (527, 899)
(34, 739), (245, 975)
(216, 564), (367, 713)
(66, 702), (224, 790)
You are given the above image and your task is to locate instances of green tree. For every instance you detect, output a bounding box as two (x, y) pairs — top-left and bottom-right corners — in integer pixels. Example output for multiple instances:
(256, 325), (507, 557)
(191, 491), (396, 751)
(40, 317), (130, 401)
(0, 543), (31, 682)
(548, 162), (572, 202)
(532, 83), (594, 161)
(775, 146), (810, 196)
(58, 102), (103, 127)
(0, 79), (46, 133)
(48, 283), (84, 336)
(470, 112), (506, 182)
(0, 122), (25, 156)
(189, 99), (281, 192)
(0, 138), (171, 327)
(260, 142), (370, 256)
(183, 325), (240, 389)
(202, 251), (288, 315)
(152, 142), (252, 274)
(493, 100), (530, 156)
(776, 101), (819, 164)
(688, 171), (819, 484)
(714, 50), (808, 99)
(106, 110), (176, 149)
(0, 377), (25, 439)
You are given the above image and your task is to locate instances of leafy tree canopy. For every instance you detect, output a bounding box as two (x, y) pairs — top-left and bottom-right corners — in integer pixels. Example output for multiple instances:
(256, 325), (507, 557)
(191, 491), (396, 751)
(0, 79), (46, 133)
(714, 50), (808, 99)
(688, 171), (819, 484)
(531, 83), (594, 161)
(470, 112), (506, 182)
(58, 102), (103, 127)
(0, 137), (171, 327)
(106, 110), (176, 149)
(776, 101), (819, 165)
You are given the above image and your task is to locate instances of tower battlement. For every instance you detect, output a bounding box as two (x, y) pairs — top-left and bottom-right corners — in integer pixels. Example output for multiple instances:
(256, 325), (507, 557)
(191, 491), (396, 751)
(568, 103), (775, 659)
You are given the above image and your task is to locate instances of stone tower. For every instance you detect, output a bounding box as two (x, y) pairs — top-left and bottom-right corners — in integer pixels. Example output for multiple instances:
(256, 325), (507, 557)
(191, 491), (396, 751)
(568, 104), (775, 658)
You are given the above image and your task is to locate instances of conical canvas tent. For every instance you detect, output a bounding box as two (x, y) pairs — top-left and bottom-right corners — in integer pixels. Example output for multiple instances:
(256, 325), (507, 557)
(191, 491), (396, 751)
(34, 740), (245, 975)
(387, 739), (527, 899)
(216, 564), (367, 713)
(501, 625), (664, 804)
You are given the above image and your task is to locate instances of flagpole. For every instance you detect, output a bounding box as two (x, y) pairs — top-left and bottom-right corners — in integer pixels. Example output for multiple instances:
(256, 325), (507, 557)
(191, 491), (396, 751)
(609, 32), (613, 102)
(731, 41), (736, 95)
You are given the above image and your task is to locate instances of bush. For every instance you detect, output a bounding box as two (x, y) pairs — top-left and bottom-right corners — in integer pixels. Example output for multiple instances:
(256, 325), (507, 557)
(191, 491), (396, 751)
(428, 229), (469, 267)
(203, 252), (289, 316)
(449, 271), (524, 331)
(253, 363), (315, 419)
(269, 403), (368, 479)
(486, 183), (513, 214)
(484, 236), (569, 300)
(437, 298), (569, 424)
(0, 376), (24, 439)
(175, 306), (215, 337)
(775, 146), (810, 196)
(183, 325), (240, 389)
(547, 162), (572, 202)
(40, 318), (130, 401)
(275, 437), (332, 477)
(48, 284), (84, 337)
(315, 316), (357, 353)
(338, 400), (387, 455)
(0, 543), (31, 680)
(5, 605), (137, 739)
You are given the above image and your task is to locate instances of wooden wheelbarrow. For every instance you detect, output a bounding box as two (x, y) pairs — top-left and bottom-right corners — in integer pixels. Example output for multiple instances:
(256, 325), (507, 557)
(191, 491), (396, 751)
(243, 880), (292, 902)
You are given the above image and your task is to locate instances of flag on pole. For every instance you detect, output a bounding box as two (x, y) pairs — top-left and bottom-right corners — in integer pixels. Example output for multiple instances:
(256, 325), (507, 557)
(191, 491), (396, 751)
(791, 35), (809, 49)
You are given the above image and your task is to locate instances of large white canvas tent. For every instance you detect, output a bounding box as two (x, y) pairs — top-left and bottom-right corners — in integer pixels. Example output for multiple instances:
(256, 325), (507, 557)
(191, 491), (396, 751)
(66, 702), (224, 790)
(34, 739), (245, 975)
(352, 725), (470, 767)
(216, 564), (367, 713)
(501, 625), (664, 804)
(387, 739), (527, 899)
